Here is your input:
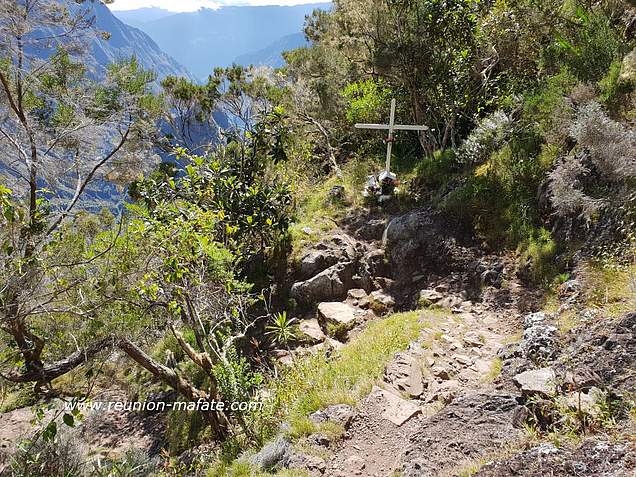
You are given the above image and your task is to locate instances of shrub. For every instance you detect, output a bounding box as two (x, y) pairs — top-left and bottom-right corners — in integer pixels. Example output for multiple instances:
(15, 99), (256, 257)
(7, 433), (84, 477)
(456, 110), (515, 165)
(518, 228), (558, 285)
(549, 101), (636, 232)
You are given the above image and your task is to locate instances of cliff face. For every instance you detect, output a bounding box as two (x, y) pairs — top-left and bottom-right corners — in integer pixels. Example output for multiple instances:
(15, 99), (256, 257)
(90, 1), (194, 81)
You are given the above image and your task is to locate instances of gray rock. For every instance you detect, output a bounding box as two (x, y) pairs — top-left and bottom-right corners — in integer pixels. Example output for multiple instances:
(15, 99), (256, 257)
(520, 323), (558, 361)
(513, 367), (557, 397)
(307, 432), (331, 447)
(369, 289), (395, 315)
(437, 295), (463, 309)
(384, 352), (425, 398)
(400, 394), (523, 477)
(463, 331), (484, 348)
(317, 302), (357, 329)
(341, 455), (365, 475)
(371, 386), (422, 425)
(249, 435), (291, 471)
(523, 312), (548, 329)
(286, 452), (326, 475)
(309, 404), (355, 429)
(299, 318), (326, 344)
(299, 250), (340, 280)
(291, 262), (355, 305)
(418, 289), (444, 307)
(425, 379), (460, 403)
(431, 364), (452, 380)
(346, 288), (370, 308)
(564, 387), (606, 417)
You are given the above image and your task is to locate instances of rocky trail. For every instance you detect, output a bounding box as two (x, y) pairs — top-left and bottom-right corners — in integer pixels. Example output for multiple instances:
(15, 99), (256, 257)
(271, 207), (636, 476)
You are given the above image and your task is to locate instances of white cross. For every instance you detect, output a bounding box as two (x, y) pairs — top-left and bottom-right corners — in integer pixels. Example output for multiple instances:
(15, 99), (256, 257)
(355, 98), (429, 176)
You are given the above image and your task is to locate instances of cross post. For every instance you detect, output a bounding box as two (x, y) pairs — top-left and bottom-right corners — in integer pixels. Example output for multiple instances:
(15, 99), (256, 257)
(354, 98), (428, 177)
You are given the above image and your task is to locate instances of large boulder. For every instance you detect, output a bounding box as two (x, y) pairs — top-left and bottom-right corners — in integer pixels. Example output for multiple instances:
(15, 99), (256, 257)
(317, 302), (357, 330)
(291, 262), (356, 305)
(299, 250), (341, 280)
(383, 209), (462, 280)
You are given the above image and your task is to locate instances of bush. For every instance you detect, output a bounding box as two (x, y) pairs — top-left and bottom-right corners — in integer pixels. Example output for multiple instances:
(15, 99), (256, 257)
(544, 11), (624, 83)
(518, 228), (559, 285)
(456, 110), (515, 165)
(549, 101), (636, 227)
(6, 434), (84, 477)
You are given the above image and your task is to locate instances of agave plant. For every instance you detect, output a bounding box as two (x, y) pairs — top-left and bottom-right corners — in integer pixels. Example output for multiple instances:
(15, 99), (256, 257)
(266, 311), (298, 346)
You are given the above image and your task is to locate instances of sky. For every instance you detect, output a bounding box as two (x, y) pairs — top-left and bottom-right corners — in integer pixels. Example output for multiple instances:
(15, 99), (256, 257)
(108, 0), (324, 11)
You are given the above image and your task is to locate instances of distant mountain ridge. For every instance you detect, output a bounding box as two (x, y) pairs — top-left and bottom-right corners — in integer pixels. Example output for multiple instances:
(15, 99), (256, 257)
(234, 32), (309, 68)
(112, 3), (330, 79)
(90, 2), (193, 81)
(110, 6), (176, 28)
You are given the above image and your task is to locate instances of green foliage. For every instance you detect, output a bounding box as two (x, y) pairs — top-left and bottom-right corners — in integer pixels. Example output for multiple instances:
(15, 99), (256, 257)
(544, 9), (624, 83)
(342, 79), (392, 124)
(133, 143), (293, 269)
(213, 348), (263, 406)
(166, 407), (212, 455)
(599, 59), (636, 110)
(518, 228), (559, 285)
(265, 311), (298, 346)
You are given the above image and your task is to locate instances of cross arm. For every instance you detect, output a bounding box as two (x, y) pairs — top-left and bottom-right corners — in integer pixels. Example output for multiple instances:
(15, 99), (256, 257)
(355, 123), (429, 131)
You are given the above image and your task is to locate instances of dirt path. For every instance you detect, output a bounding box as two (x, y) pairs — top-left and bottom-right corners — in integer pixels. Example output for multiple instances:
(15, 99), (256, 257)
(324, 308), (513, 476)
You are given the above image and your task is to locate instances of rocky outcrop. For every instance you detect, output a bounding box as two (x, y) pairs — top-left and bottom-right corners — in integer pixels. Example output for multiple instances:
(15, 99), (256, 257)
(475, 439), (636, 476)
(290, 234), (385, 306)
(400, 394), (524, 477)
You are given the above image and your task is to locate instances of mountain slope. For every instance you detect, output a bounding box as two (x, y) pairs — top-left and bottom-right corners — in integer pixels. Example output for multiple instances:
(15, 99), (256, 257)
(90, 2), (192, 81)
(234, 32), (309, 68)
(113, 3), (330, 79)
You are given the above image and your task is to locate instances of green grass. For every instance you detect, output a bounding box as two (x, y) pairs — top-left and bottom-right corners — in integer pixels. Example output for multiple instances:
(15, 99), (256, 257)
(483, 358), (503, 383)
(268, 310), (439, 437)
(206, 461), (309, 477)
(580, 257), (636, 317)
(0, 383), (37, 413)
(288, 156), (376, 257)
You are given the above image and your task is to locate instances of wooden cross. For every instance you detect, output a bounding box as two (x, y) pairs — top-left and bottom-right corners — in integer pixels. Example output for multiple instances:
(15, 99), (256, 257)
(355, 98), (429, 177)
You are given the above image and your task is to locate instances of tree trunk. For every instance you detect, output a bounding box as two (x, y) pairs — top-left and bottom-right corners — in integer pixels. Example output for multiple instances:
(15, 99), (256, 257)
(119, 338), (229, 440)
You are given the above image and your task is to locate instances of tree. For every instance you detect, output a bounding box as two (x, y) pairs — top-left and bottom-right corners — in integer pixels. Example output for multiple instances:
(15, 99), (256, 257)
(159, 74), (222, 155)
(0, 0), (160, 391)
(296, 0), (488, 154)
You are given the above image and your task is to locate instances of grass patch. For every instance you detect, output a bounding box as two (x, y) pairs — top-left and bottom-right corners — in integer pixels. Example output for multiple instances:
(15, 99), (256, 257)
(206, 461), (309, 477)
(0, 383), (36, 413)
(483, 358), (503, 383)
(289, 156), (376, 258)
(267, 310), (436, 438)
(579, 258), (636, 317)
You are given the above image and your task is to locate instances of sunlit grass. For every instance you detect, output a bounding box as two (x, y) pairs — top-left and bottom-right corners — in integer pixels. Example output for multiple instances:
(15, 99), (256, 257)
(267, 310), (442, 438)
